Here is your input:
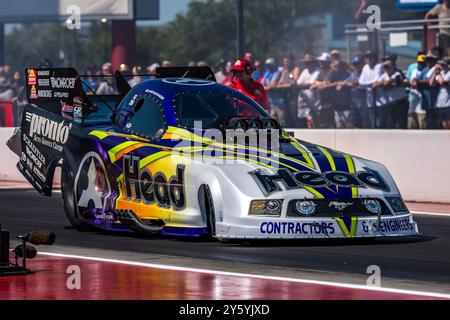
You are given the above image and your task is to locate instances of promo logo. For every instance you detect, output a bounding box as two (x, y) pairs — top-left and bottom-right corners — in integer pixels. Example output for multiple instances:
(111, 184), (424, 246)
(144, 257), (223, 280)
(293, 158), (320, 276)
(123, 155), (186, 210)
(249, 168), (390, 196)
(25, 112), (72, 144)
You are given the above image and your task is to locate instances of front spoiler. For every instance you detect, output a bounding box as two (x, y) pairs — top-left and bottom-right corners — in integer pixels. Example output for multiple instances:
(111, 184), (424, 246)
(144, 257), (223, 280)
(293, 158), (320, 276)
(215, 213), (419, 239)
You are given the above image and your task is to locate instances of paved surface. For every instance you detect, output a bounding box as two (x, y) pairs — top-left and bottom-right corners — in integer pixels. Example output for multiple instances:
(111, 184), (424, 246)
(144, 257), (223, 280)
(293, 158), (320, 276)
(0, 189), (449, 295)
(0, 254), (445, 300)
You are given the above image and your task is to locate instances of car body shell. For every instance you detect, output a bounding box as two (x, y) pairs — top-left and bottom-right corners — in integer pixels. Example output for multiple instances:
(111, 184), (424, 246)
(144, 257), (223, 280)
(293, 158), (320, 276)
(14, 72), (419, 239)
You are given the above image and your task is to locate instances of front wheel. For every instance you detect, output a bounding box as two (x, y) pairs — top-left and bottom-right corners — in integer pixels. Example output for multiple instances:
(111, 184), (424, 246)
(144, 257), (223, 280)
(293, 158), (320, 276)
(199, 185), (216, 238)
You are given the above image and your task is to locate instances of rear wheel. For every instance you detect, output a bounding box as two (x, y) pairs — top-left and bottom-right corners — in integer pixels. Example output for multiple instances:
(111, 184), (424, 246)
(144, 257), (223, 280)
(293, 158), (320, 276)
(61, 164), (95, 231)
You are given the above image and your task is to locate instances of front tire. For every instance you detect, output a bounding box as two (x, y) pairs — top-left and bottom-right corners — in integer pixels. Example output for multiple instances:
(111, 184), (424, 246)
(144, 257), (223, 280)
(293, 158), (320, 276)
(199, 185), (216, 238)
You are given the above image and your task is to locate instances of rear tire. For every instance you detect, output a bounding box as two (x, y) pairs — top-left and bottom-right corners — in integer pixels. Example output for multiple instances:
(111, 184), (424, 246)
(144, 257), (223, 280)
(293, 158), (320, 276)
(61, 164), (95, 231)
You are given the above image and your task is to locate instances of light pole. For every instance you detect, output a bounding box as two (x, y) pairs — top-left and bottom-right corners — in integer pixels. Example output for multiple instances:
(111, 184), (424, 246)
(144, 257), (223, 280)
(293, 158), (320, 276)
(236, 0), (244, 58)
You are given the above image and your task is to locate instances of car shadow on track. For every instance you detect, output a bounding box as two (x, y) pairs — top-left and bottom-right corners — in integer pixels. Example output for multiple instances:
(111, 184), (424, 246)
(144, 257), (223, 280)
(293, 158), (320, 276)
(62, 225), (436, 247)
(234, 235), (436, 247)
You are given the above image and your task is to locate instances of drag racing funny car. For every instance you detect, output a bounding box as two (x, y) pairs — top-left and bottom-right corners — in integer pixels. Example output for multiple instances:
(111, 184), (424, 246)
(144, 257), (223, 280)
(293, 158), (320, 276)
(7, 66), (419, 240)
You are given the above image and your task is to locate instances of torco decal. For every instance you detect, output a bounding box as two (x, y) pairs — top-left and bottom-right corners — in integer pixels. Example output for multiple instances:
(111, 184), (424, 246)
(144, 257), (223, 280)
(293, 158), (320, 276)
(25, 112), (71, 147)
(249, 168), (389, 196)
(123, 155), (186, 210)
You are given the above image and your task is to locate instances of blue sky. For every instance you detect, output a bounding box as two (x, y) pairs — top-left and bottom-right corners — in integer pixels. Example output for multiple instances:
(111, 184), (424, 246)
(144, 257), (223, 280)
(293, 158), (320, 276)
(158, 0), (191, 24)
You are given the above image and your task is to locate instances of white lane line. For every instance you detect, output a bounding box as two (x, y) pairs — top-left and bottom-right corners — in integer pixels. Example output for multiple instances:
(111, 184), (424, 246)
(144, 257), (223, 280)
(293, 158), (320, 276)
(411, 211), (450, 217)
(39, 251), (450, 299)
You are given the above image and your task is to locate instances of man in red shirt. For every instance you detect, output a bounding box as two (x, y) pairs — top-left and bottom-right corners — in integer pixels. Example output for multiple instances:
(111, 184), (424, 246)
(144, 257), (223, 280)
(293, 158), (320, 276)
(228, 58), (270, 111)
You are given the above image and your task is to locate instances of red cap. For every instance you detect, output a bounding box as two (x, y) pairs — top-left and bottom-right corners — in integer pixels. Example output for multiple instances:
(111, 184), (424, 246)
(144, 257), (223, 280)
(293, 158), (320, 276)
(232, 58), (253, 74)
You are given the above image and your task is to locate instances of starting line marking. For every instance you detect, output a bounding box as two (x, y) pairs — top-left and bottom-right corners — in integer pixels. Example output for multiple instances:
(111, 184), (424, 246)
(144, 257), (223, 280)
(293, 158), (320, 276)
(39, 251), (450, 299)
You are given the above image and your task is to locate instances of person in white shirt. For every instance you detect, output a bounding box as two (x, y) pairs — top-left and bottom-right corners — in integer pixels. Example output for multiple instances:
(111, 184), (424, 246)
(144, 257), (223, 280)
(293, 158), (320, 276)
(433, 58), (450, 129)
(296, 54), (320, 128)
(373, 61), (408, 128)
(358, 51), (383, 128)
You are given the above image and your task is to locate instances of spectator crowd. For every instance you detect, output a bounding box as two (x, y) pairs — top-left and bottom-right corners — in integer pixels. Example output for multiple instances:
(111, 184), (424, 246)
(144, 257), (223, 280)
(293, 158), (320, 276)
(214, 49), (450, 130)
(2, 48), (450, 130)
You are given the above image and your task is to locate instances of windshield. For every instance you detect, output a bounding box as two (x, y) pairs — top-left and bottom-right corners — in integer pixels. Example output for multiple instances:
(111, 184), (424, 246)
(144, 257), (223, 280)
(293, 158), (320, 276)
(174, 92), (271, 129)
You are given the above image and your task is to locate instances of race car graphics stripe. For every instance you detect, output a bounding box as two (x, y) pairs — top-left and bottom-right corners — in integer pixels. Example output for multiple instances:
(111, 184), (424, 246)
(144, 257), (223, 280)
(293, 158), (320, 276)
(334, 217), (358, 238)
(116, 151), (171, 183)
(94, 128), (355, 200)
(166, 126), (317, 170)
(89, 130), (109, 140)
(343, 153), (358, 198)
(320, 147), (353, 199)
(108, 141), (141, 162)
(288, 138), (316, 169)
(316, 146), (336, 171)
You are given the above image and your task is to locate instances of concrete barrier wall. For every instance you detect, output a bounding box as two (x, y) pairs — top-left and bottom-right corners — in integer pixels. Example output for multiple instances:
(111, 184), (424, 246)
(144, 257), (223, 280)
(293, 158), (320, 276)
(1, 127), (449, 203)
(0, 128), (25, 182)
(291, 129), (450, 203)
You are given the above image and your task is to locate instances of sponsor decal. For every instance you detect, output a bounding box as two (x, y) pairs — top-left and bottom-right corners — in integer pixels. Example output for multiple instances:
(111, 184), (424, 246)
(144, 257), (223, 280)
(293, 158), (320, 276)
(23, 134), (46, 169)
(38, 78), (50, 86)
(33, 165), (46, 183)
(25, 112), (71, 151)
(50, 77), (76, 89)
(260, 221), (335, 235)
(145, 89), (165, 100)
(37, 89), (52, 98)
(37, 70), (50, 77)
(362, 218), (413, 233)
(123, 155), (186, 210)
(27, 69), (36, 85)
(61, 101), (74, 113)
(73, 106), (82, 117)
(54, 91), (69, 98)
(128, 94), (138, 106)
(249, 168), (389, 195)
(73, 96), (83, 107)
(30, 85), (38, 99)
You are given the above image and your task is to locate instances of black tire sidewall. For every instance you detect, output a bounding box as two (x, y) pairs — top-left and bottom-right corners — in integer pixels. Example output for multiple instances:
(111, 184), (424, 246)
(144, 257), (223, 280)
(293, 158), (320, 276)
(61, 164), (94, 231)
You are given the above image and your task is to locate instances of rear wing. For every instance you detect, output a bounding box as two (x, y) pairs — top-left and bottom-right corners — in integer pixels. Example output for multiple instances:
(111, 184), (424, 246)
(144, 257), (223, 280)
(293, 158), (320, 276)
(25, 68), (96, 124)
(24, 66), (216, 124)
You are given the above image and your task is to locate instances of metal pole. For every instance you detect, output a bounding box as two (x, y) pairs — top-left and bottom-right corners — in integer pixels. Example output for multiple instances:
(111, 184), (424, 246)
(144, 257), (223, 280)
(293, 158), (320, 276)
(346, 34), (351, 64)
(236, 0), (244, 57)
(373, 29), (379, 60)
(423, 22), (428, 52)
(0, 23), (4, 66)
